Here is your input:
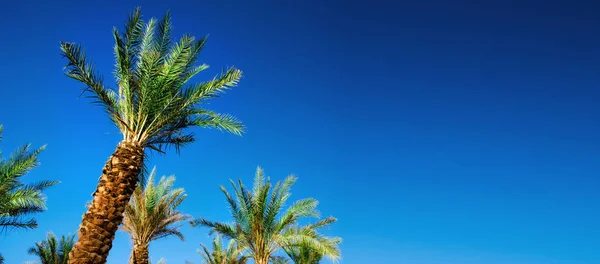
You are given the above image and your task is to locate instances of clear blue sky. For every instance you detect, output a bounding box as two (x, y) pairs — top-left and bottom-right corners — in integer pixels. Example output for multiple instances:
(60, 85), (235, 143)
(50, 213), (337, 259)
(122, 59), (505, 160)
(1, 0), (599, 263)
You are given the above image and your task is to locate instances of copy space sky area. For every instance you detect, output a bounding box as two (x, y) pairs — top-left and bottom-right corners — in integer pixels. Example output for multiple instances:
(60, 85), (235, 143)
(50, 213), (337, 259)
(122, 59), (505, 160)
(1, 0), (599, 263)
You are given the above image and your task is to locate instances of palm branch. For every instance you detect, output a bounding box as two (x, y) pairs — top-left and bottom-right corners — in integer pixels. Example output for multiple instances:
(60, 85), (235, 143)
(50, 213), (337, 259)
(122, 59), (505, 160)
(282, 217), (342, 264)
(0, 125), (59, 234)
(198, 235), (248, 264)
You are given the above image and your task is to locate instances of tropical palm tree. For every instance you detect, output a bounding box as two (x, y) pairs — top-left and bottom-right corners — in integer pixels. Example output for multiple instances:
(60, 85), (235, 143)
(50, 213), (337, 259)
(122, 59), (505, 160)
(0, 125), (58, 233)
(0, 252), (4, 264)
(191, 167), (333, 264)
(282, 217), (342, 264)
(121, 167), (189, 264)
(270, 256), (291, 264)
(198, 235), (247, 264)
(27, 232), (75, 264)
(60, 8), (243, 263)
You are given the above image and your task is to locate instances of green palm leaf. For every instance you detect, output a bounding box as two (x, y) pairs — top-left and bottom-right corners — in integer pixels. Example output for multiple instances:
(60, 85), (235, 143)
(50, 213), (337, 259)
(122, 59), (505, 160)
(282, 217), (342, 264)
(198, 235), (247, 264)
(0, 125), (58, 234)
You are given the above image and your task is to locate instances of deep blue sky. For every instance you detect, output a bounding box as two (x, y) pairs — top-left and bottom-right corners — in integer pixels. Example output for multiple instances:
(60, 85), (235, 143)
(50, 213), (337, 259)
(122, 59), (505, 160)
(1, 0), (599, 263)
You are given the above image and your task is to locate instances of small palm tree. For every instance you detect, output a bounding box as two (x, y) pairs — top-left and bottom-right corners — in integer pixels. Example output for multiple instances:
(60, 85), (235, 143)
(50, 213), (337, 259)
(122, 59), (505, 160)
(27, 232), (75, 264)
(0, 252), (4, 264)
(198, 235), (247, 264)
(283, 217), (342, 264)
(60, 8), (243, 263)
(191, 167), (332, 264)
(121, 167), (190, 264)
(0, 125), (58, 233)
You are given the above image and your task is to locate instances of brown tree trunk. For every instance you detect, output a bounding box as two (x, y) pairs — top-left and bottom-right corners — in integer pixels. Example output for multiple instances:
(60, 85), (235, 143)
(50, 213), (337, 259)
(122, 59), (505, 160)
(69, 141), (144, 264)
(129, 243), (149, 264)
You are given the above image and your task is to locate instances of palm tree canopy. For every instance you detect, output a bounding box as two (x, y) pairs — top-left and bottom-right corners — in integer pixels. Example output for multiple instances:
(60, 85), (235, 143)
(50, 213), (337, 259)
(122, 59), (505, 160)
(0, 125), (59, 233)
(283, 217), (342, 263)
(60, 7), (244, 154)
(121, 167), (190, 245)
(27, 232), (75, 264)
(191, 167), (332, 263)
(198, 235), (247, 264)
(270, 256), (292, 264)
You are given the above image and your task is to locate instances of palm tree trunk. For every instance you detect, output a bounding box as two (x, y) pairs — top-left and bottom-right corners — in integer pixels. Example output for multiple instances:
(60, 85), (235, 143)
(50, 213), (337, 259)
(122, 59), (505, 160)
(255, 256), (269, 264)
(69, 141), (144, 264)
(129, 243), (149, 264)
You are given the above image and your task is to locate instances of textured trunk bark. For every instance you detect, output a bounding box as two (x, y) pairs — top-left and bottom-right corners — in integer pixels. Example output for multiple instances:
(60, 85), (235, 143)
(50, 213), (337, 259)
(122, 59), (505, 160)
(130, 243), (149, 264)
(69, 141), (144, 264)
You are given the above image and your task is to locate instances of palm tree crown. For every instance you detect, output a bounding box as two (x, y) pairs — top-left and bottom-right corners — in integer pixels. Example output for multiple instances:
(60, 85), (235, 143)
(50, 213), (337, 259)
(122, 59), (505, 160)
(0, 125), (58, 233)
(121, 167), (189, 263)
(27, 232), (75, 264)
(60, 7), (244, 154)
(191, 167), (332, 264)
(198, 235), (248, 264)
(283, 217), (342, 264)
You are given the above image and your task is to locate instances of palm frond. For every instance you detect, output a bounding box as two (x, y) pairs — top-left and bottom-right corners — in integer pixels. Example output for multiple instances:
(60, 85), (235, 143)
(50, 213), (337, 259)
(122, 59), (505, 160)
(198, 235), (247, 264)
(282, 218), (342, 264)
(0, 217), (37, 233)
(0, 127), (57, 234)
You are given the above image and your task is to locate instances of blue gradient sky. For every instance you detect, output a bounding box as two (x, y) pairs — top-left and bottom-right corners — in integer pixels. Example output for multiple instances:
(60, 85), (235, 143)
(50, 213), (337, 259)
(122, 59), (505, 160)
(1, 0), (600, 263)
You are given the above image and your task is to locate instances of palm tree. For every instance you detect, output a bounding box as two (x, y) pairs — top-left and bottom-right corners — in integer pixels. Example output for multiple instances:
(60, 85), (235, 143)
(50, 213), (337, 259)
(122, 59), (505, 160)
(27, 232), (75, 264)
(270, 256), (291, 264)
(60, 8), (243, 263)
(198, 235), (247, 264)
(0, 125), (59, 233)
(121, 167), (189, 264)
(282, 217), (342, 264)
(0, 252), (4, 264)
(191, 167), (333, 264)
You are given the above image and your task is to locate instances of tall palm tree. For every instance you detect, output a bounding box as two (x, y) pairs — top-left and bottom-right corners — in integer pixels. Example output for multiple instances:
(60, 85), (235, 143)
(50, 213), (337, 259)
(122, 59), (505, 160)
(282, 217), (342, 264)
(0, 125), (58, 233)
(191, 167), (332, 264)
(27, 232), (75, 264)
(60, 8), (243, 263)
(198, 235), (247, 264)
(121, 167), (189, 264)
